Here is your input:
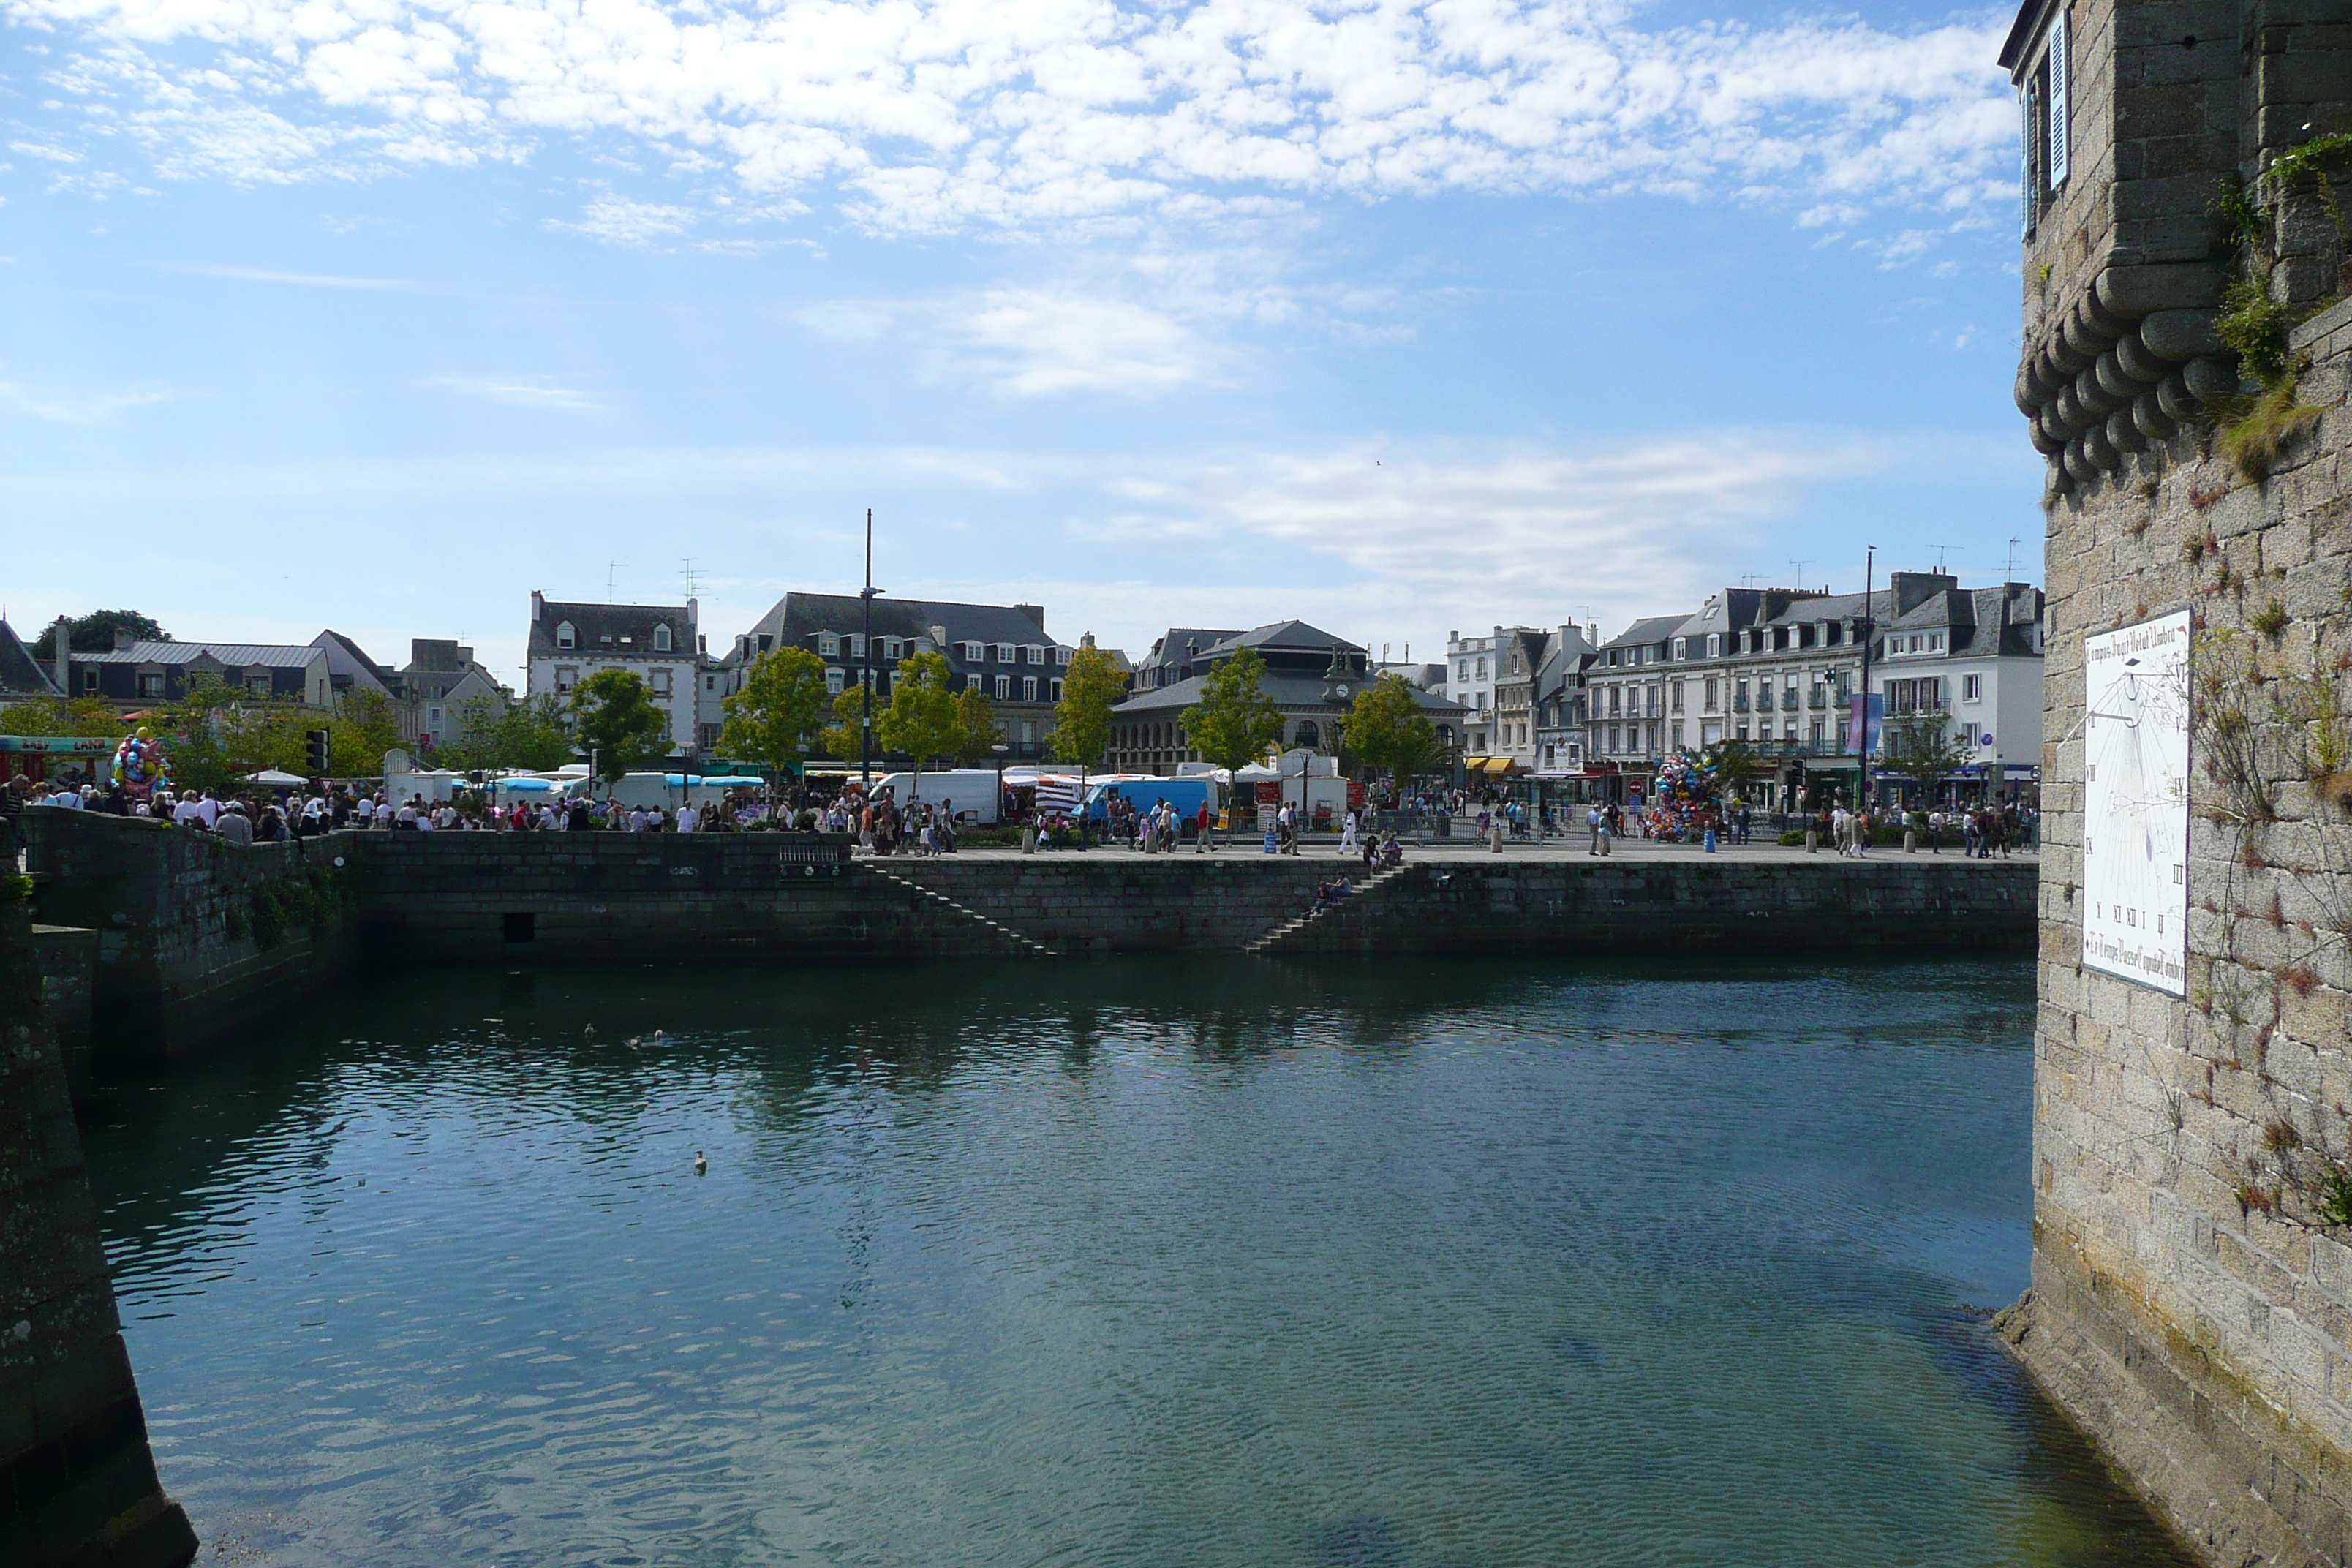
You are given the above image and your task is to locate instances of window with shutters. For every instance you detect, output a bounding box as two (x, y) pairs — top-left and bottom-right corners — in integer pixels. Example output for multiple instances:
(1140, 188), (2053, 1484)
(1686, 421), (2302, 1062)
(995, 675), (1011, 699)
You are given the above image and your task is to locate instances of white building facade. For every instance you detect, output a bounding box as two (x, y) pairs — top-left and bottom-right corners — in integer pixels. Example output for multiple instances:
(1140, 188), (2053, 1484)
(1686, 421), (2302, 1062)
(526, 592), (704, 755)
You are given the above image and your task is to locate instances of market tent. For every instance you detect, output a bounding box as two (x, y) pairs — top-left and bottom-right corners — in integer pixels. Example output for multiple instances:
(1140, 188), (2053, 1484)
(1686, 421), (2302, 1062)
(245, 769), (307, 786)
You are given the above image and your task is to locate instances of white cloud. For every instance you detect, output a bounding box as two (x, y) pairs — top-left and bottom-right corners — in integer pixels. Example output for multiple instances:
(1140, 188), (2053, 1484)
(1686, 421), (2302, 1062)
(8, 0), (2019, 233)
(421, 375), (600, 410)
(0, 371), (170, 423)
(546, 194), (696, 246)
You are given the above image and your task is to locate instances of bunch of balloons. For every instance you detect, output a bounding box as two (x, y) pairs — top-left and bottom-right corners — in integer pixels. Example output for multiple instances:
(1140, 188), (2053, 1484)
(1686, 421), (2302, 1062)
(111, 727), (170, 797)
(1646, 750), (1723, 840)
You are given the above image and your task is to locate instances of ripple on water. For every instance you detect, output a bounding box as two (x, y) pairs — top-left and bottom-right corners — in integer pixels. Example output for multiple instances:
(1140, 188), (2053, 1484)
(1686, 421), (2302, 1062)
(84, 956), (2193, 1568)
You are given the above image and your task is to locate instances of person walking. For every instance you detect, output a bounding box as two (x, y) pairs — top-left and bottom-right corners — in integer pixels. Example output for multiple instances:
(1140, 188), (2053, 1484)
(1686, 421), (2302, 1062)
(1339, 806), (1358, 856)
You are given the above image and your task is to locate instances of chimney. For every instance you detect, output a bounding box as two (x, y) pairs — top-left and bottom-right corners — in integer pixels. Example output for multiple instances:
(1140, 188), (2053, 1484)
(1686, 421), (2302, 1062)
(1014, 603), (1045, 629)
(50, 617), (71, 695)
(531, 590), (545, 622)
(687, 597), (698, 627)
(113, 626), (135, 651)
(1889, 571), (1957, 616)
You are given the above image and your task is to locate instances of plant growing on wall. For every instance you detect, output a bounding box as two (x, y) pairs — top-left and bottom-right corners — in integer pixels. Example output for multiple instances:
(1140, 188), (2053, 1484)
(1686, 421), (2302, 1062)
(2209, 133), (2351, 480)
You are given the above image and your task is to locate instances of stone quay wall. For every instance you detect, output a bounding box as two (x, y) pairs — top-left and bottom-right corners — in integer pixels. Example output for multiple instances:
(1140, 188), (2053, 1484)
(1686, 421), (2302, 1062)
(2007, 293), (2352, 1567)
(18, 811), (357, 1063)
(0, 898), (197, 1568)
(342, 834), (2033, 961)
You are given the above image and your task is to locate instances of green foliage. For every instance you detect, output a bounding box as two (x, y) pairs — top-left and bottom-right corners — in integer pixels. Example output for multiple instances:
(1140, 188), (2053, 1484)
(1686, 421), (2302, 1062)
(2222, 380), (2325, 482)
(1701, 739), (1767, 796)
(1342, 673), (1439, 780)
(950, 685), (1000, 764)
(820, 682), (870, 763)
(569, 668), (673, 781)
(437, 693), (574, 774)
(2215, 276), (2296, 385)
(328, 688), (406, 778)
(874, 652), (964, 780)
(2319, 1164), (2352, 1229)
(718, 647), (830, 776)
(1049, 643), (1126, 769)
(1180, 647), (1285, 773)
(1778, 829), (1809, 847)
(0, 696), (128, 738)
(249, 886), (287, 950)
(29, 610), (168, 660)
(1877, 716), (1970, 785)
(162, 685), (328, 792)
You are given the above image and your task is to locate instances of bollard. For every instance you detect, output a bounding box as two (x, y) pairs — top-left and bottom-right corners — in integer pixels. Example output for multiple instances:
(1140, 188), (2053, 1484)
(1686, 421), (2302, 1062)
(1805, 829), (1817, 853)
(1022, 826), (1037, 854)
(1905, 829), (1917, 853)
(1490, 825), (1504, 853)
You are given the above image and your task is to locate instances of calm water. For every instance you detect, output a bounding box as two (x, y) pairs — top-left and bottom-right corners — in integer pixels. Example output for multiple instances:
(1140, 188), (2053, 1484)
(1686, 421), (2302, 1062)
(81, 956), (2190, 1568)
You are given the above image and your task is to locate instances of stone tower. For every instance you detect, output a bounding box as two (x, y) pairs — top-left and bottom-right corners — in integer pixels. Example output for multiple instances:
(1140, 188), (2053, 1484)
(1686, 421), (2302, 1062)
(1998, 1), (2352, 1564)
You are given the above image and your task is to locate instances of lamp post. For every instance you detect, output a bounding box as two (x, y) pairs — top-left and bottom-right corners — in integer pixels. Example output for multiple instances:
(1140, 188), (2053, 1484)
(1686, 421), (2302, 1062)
(859, 508), (882, 790)
(991, 742), (1009, 828)
(1853, 544), (1876, 812)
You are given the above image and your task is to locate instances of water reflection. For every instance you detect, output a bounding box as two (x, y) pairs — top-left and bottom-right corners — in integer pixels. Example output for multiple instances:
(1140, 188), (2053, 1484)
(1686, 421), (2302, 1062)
(80, 954), (2192, 1567)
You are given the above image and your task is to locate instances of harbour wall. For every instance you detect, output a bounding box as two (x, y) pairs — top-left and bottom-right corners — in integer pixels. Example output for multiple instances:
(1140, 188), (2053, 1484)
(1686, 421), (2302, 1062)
(18, 810), (2032, 1063)
(0, 895), (197, 1567)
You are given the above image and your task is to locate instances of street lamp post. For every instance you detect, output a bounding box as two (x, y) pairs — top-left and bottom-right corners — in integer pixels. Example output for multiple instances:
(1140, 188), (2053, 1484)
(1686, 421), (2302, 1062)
(859, 508), (882, 790)
(1853, 544), (1876, 812)
(991, 742), (1009, 828)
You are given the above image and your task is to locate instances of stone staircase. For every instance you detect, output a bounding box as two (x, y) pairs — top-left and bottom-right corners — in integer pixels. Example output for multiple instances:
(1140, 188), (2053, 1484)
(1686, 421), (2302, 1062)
(1243, 865), (1411, 954)
(865, 863), (1056, 957)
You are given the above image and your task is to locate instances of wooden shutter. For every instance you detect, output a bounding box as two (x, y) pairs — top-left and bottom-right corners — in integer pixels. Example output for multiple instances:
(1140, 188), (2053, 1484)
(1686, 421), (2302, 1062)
(2048, 13), (2070, 187)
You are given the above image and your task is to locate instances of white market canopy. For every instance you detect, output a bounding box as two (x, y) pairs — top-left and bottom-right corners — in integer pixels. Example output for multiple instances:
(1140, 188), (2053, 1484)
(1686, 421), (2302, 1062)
(244, 769), (307, 785)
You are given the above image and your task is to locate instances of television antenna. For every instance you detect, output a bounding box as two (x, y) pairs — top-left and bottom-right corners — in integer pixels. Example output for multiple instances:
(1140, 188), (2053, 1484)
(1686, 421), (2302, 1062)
(682, 558), (700, 599)
(1741, 573), (1760, 589)
(2007, 537), (2022, 581)
(607, 561), (626, 603)
(1929, 543), (1950, 574)
(1788, 558), (1812, 587)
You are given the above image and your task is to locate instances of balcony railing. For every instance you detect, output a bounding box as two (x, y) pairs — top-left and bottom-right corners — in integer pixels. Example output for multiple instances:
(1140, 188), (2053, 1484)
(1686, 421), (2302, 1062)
(1731, 696), (1750, 713)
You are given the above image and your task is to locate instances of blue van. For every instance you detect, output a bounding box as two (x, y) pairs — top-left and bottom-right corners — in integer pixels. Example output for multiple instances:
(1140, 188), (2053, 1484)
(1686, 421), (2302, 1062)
(1082, 776), (1221, 834)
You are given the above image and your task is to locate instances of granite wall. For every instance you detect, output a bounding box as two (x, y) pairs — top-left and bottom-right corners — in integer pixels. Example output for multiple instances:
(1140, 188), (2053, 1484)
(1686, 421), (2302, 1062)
(2008, 290), (2352, 1567)
(0, 892), (197, 1567)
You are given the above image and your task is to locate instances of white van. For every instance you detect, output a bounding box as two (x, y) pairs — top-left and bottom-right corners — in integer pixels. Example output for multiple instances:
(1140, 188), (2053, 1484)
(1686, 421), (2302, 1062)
(868, 769), (1006, 825)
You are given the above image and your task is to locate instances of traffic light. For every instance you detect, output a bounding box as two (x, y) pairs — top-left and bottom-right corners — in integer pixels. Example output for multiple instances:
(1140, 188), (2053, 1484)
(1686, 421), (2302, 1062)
(305, 728), (331, 775)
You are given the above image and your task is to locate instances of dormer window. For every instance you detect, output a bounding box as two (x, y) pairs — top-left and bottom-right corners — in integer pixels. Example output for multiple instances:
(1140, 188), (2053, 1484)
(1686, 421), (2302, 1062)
(819, 633), (840, 657)
(654, 624), (672, 652)
(994, 642), (1015, 663)
(556, 621), (576, 649)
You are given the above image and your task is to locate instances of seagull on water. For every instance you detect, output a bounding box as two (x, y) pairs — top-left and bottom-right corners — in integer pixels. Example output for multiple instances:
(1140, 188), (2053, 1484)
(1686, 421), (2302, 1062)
(694, 1150), (709, 1175)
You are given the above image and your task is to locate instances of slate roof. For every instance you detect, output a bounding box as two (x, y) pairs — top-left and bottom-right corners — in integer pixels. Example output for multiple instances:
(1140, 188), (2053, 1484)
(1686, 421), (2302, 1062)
(529, 601), (696, 660)
(1139, 627), (1245, 669)
(1201, 620), (1362, 657)
(1882, 585), (2045, 657)
(1114, 670), (1464, 717)
(741, 593), (1057, 652)
(1597, 615), (1689, 653)
(0, 620), (61, 697)
(79, 641), (323, 667)
(311, 630), (397, 693)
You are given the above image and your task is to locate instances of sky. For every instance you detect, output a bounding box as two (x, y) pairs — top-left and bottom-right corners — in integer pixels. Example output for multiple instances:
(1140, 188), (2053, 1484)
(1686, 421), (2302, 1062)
(1, 0), (2042, 685)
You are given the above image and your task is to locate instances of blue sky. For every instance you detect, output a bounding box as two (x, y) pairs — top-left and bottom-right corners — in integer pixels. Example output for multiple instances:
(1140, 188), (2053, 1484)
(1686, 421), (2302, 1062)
(2, 0), (2039, 683)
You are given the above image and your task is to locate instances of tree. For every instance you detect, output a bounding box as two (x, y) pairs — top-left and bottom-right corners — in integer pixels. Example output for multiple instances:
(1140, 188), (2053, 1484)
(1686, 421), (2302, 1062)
(160, 685), (323, 792)
(718, 647), (830, 777)
(875, 652), (963, 795)
(1880, 715), (1969, 799)
(570, 668), (673, 782)
(438, 693), (574, 774)
(1341, 674), (1439, 782)
(949, 686), (1000, 764)
(328, 688), (407, 778)
(0, 696), (127, 738)
(820, 683), (870, 764)
(1050, 642), (1125, 771)
(1181, 647), (1286, 772)
(1702, 739), (1767, 802)
(31, 611), (169, 659)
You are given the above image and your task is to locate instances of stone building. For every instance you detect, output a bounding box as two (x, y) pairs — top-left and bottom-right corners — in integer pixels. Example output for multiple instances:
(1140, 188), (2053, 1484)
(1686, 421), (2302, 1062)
(1107, 622), (1463, 774)
(1487, 625), (1591, 776)
(1992, 1), (2352, 1564)
(526, 592), (707, 757)
(723, 595), (1071, 761)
